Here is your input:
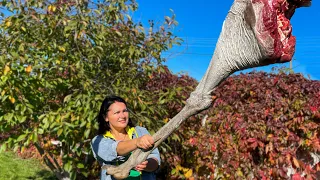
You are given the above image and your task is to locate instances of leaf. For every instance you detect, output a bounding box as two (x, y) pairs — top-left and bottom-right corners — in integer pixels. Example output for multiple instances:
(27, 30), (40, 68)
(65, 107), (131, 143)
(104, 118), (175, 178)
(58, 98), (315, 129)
(129, 45), (135, 57)
(115, 31), (122, 36)
(184, 169), (193, 178)
(236, 168), (243, 177)
(26, 103), (34, 109)
(58, 46), (66, 52)
(48, 5), (56, 12)
(64, 161), (72, 172)
(96, 46), (103, 52)
(21, 146), (25, 153)
(94, 9), (101, 15)
(25, 65), (32, 73)
(4, 113), (13, 121)
(9, 96), (15, 104)
(38, 128), (44, 135)
(18, 116), (26, 123)
(77, 163), (84, 169)
(3, 65), (10, 75)
(0, 144), (7, 152)
(57, 128), (63, 136)
(64, 94), (72, 103)
(292, 157), (300, 168)
(292, 173), (302, 180)
(1, 90), (5, 96)
(80, 120), (86, 128)
(17, 134), (27, 142)
(13, 145), (19, 152)
(84, 129), (90, 138)
(247, 138), (256, 143)
(5, 21), (12, 27)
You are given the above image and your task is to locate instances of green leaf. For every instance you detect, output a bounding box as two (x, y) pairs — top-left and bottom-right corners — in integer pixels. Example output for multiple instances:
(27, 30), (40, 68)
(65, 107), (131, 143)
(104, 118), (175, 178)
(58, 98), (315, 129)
(16, 134), (27, 142)
(18, 116), (27, 123)
(95, 46), (103, 52)
(38, 128), (44, 135)
(13, 145), (19, 152)
(171, 168), (176, 175)
(26, 103), (34, 109)
(77, 163), (84, 169)
(0, 144), (7, 152)
(115, 31), (122, 37)
(57, 128), (63, 136)
(94, 9), (101, 15)
(64, 161), (72, 172)
(4, 113), (13, 121)
(84, 129), (90, 139)
(32, 132), (38, 143)
(80, 120), (86, 128)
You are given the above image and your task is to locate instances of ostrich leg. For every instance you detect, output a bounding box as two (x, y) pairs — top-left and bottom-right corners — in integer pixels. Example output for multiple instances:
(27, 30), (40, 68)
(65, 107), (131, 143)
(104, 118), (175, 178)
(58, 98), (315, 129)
(104, 0), (311, 178)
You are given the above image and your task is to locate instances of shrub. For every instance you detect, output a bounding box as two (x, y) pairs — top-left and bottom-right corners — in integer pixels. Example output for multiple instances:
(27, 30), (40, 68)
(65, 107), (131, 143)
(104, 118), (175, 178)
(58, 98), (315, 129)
(170, 72), (320, 179)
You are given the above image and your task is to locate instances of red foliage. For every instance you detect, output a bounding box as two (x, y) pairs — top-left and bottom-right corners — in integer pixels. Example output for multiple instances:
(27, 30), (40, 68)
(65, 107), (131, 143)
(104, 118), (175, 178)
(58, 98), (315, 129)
(142, 66), (200, 179)
(144, 65), (197, 116)
(145, 66), (197, 92)
(171, 72), (320, 179)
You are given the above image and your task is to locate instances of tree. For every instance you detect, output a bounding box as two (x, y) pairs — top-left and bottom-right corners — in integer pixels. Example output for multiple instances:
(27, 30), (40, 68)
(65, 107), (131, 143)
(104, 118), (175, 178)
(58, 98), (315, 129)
(0, 0), (181, 179)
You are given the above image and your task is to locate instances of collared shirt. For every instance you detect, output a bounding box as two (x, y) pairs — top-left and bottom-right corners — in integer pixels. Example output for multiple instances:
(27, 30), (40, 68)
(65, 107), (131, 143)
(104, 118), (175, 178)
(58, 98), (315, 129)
(91, 126), (161, 180)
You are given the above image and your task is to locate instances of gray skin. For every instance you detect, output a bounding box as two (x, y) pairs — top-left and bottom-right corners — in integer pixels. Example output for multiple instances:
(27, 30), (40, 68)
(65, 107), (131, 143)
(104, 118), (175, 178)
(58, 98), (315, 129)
(103, 0), (311, 179)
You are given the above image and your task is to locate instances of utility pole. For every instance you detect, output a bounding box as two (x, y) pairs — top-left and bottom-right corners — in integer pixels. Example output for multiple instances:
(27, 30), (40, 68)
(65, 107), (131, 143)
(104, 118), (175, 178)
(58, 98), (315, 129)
(289, 59), (293, 74)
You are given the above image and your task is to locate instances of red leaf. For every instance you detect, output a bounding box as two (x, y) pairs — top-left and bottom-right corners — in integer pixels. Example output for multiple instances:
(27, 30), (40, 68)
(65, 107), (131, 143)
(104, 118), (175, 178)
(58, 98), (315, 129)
(292, 173), (302, 180)
(189, 138), (197, 146)
(247, 138), (257, 143)
(211, 145), (216, 152)
(310, 106), (317, 112)
(273, 77), (279, 85)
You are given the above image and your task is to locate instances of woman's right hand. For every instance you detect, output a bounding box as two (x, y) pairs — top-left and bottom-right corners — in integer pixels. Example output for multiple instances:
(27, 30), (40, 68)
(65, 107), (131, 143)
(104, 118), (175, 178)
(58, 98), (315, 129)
(135, 135), (154, 150)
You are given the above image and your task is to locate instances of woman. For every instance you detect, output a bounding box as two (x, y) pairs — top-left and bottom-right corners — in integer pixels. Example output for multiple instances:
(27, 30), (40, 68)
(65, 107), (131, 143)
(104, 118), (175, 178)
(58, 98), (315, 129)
(91, 95), (160, 180)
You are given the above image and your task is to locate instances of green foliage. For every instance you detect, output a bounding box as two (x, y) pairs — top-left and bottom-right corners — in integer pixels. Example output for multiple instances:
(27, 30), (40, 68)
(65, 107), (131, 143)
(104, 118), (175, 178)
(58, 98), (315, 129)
(0, 0), (182, 179)
(169, 72), (320, 179)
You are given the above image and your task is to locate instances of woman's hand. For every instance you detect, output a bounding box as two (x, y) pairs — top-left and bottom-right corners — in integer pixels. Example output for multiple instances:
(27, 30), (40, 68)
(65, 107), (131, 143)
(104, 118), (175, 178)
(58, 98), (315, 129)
(134, 160), (148, 172)
(116, 135), (154, 155)
(135, 135), (154, 150)
(134, 158), (159, 172)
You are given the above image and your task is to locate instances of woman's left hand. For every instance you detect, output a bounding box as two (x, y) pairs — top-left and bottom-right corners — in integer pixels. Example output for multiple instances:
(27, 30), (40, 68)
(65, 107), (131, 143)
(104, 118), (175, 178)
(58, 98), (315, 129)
(134, 160), (148, 172)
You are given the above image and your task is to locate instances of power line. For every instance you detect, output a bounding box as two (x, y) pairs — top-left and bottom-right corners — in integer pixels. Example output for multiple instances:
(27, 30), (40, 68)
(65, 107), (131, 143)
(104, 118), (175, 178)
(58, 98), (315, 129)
(162, 36), (320, 80)
(172, 41), (320, 48)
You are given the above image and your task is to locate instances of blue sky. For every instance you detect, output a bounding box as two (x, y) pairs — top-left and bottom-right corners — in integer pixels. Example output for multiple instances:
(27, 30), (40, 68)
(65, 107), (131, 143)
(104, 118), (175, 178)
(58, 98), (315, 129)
(135, 0), (320, 81)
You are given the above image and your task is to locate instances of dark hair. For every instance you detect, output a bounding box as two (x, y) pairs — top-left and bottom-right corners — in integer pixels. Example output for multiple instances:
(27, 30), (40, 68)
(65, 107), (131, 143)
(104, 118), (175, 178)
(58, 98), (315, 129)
(97, 95), (135, 135)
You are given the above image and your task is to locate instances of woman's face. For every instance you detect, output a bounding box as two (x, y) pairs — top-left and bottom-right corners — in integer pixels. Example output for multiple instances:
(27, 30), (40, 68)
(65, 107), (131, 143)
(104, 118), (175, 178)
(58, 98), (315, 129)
(106, 101), (129, 131)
